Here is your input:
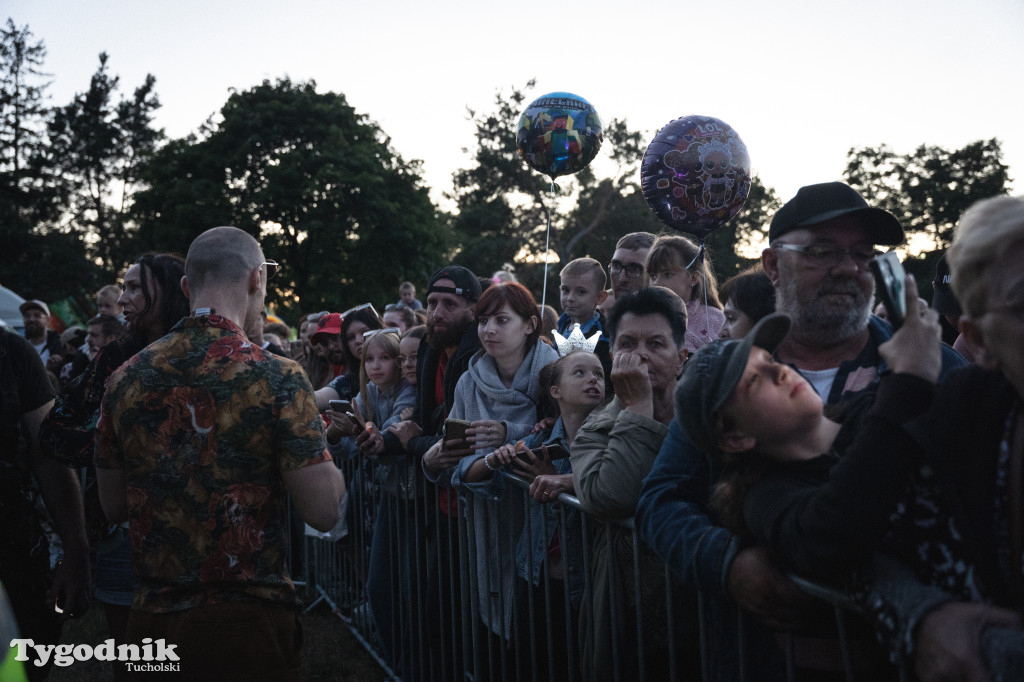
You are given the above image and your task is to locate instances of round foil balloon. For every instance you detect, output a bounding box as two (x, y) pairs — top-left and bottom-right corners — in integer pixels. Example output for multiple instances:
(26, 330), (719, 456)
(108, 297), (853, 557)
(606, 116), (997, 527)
(641, 115), (751, 240)
(516, 92), (602, 180)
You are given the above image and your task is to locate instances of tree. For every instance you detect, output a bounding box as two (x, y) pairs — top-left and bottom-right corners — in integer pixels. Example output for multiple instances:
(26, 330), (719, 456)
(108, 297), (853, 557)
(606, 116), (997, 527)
(131, 78), (446, 318)
(0, 19), (102, 304)
(703, 174), (781, 280)
(449, 82), (668, 302)
(42, 52), (163, 275)
(449, 82), (782, 301)
(843, 139), (1011, 248)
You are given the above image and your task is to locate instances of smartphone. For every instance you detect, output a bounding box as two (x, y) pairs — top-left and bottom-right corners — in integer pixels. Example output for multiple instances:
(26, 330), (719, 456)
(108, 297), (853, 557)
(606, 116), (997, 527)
(870, 251), (907, 330)
(328, 399), (352, 413)
(443, 418), (472, 445)
(515, 442), (571, 464)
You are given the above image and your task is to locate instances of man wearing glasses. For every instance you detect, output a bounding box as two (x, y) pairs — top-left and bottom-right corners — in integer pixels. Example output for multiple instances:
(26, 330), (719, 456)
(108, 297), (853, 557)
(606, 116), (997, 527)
(607, 232), (656, 300)
(637, 182), (966, 679)
(95, 226), (345, 679)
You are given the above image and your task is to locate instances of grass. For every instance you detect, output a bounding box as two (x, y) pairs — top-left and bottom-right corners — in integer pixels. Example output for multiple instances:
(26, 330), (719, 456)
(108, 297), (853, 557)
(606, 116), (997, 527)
(45, 600), (386, 681)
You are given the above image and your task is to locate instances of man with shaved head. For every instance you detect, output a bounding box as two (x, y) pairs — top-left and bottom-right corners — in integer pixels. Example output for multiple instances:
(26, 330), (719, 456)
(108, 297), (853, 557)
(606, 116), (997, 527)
(95, 226), (345, 679)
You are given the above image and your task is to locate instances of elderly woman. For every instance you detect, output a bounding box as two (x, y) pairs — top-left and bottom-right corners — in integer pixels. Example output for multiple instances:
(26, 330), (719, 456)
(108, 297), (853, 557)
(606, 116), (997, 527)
(569, 287), (695, 681)
(861, 196), (1024, 681)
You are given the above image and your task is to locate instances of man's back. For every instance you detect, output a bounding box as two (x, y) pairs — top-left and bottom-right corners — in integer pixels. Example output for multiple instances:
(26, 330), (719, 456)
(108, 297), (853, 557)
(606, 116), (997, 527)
(96, 314), (330, 612)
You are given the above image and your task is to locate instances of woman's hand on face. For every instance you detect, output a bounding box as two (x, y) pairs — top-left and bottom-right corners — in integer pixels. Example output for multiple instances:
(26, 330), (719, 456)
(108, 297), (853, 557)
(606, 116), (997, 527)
(529, 473), (574, 503)
(879, 276), (942, 383)
(467, 420), (507, 451)
(610, 351), (653, 408)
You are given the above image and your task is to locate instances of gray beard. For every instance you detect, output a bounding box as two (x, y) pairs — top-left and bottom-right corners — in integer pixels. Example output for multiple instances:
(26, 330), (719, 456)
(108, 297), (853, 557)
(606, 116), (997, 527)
(776, 275), (872, 348)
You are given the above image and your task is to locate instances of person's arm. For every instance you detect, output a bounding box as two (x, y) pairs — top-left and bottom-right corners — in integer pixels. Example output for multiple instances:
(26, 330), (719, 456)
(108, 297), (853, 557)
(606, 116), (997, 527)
(28, 399), (92, 616)
(282, 461), (346, 531)
(635, 419), (740, 594)
(96, 468), (128, 523)
(571, 402), (667, 520)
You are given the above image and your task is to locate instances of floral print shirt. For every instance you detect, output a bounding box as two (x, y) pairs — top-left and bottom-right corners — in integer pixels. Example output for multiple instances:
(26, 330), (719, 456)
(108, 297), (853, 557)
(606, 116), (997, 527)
(95, 314), (330, 612)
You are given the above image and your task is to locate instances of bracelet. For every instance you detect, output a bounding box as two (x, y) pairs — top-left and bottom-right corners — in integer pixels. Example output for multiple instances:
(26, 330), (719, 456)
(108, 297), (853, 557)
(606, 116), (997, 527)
(483, 454), (499, 471)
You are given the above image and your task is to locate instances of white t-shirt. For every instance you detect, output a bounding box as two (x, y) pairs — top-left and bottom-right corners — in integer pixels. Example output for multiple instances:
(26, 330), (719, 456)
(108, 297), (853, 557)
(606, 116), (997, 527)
(799, 366), (840, 399)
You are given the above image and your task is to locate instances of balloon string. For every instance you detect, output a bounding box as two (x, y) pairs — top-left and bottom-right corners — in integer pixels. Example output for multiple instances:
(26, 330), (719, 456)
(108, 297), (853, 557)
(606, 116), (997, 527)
(689, 242), (711, 341)
(540, 179), (555, 310)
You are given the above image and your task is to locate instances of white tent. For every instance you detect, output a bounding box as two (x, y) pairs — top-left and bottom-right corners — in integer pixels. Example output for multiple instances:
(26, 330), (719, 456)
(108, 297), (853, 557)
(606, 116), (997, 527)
(0, 286), (26, 333)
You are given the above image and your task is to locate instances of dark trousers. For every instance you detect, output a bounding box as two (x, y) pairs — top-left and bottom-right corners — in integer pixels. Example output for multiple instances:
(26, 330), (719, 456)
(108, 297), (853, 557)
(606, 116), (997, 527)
(118, 601), (302, 681)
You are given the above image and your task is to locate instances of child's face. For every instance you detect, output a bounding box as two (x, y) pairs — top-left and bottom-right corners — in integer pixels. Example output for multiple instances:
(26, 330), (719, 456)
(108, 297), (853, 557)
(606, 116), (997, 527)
(649, 266), (699, 303)
(364, 340), (399, 388)
(399, 335), (419, 385)
(719, 347), (821, 456)
(97, 294), (121, 317)
(559, 273), (604, 323)
(400, 288), (415, 304)
(550, 353), (605, 411)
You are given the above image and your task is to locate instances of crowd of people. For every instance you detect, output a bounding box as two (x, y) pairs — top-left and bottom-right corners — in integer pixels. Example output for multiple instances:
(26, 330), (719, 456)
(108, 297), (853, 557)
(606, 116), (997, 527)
(1, 182), (1023, 681)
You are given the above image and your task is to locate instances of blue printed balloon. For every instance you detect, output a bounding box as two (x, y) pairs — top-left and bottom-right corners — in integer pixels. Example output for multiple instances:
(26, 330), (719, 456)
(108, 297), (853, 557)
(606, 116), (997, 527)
(516, 92), (602, 180)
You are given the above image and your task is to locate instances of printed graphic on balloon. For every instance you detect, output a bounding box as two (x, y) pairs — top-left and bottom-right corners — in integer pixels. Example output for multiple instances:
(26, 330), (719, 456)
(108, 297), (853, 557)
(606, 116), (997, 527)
(641, 115), (751, 240)
(516, 92), (603, 180)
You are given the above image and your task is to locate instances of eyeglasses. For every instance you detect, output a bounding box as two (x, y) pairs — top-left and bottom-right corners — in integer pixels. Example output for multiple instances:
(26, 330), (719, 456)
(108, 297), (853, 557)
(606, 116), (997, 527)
(772, 243), (880, 271)
(341, 302), (379, 320)
(608, 260), (644, 279)
(362, 327), (400, 339)
(262, 260), (280, 279)
(399, 353), (418, 365)
(384, 303), (400, 311)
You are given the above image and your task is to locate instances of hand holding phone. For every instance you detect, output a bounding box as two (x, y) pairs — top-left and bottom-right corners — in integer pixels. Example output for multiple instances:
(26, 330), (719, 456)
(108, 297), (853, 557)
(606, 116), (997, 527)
(870, 251), (908, 330)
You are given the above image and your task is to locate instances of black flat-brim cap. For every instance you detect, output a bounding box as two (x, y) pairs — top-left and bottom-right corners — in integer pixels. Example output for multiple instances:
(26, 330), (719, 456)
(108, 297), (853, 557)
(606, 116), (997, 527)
(769, 182), (904, 245)
(675, 313), (792, 455)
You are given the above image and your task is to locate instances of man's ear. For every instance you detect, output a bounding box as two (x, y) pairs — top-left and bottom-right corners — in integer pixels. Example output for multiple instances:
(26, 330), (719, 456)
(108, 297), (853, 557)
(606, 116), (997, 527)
(959, 315), (997, 369)
(761, 247), (781, 286)
(718, 430), (756, 454)
(249, 264), (262, 293)
(596, 289), (609, 306)
(180, 276), (191, 300)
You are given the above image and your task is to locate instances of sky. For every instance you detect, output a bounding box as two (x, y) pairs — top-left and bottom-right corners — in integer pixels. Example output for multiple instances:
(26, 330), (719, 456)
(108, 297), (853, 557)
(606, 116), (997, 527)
(8, 0), (1024, 221)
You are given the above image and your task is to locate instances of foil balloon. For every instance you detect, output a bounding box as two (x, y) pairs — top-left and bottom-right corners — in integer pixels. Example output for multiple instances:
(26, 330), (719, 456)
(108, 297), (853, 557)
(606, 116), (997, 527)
(641, 115), (751, 240)
(516, 92), (602, 179)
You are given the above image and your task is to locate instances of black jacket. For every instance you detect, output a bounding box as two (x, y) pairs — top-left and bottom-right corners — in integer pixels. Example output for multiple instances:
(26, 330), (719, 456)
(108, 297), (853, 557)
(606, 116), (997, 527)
(381, 322), (482, 460)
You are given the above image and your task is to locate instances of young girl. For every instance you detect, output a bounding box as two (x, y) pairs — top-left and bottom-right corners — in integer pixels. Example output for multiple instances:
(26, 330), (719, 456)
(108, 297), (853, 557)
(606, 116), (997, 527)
(324, 327), (412, 447)
(456, 350), (606, 677)
(646, 234), (725, 353)
(324, 327), (416, 669)
(675, 278), (941, 581)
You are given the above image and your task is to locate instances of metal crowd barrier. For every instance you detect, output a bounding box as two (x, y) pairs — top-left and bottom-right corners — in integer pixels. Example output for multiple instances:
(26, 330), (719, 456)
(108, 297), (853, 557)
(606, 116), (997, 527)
(299, 456), (904, 682)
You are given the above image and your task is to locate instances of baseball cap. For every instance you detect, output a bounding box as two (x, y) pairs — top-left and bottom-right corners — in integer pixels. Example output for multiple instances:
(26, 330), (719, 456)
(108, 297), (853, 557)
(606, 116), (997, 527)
(311, 312), (343, 343)
(19, 299), (50, 317)
(930, 252), (962, 316)
(769, 182), (904, 246)
(675, 313), (792, 455)
(426, 265), (481, 302)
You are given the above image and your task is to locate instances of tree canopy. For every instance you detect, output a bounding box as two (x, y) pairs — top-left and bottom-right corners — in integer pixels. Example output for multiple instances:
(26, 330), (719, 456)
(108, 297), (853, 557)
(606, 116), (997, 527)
(131, 78), (446, 317)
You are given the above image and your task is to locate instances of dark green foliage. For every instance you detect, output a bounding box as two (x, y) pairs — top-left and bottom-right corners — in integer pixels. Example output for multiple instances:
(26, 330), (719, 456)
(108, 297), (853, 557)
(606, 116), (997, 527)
(844, 139), (1011, 248)
(131, 79), (446, 319)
